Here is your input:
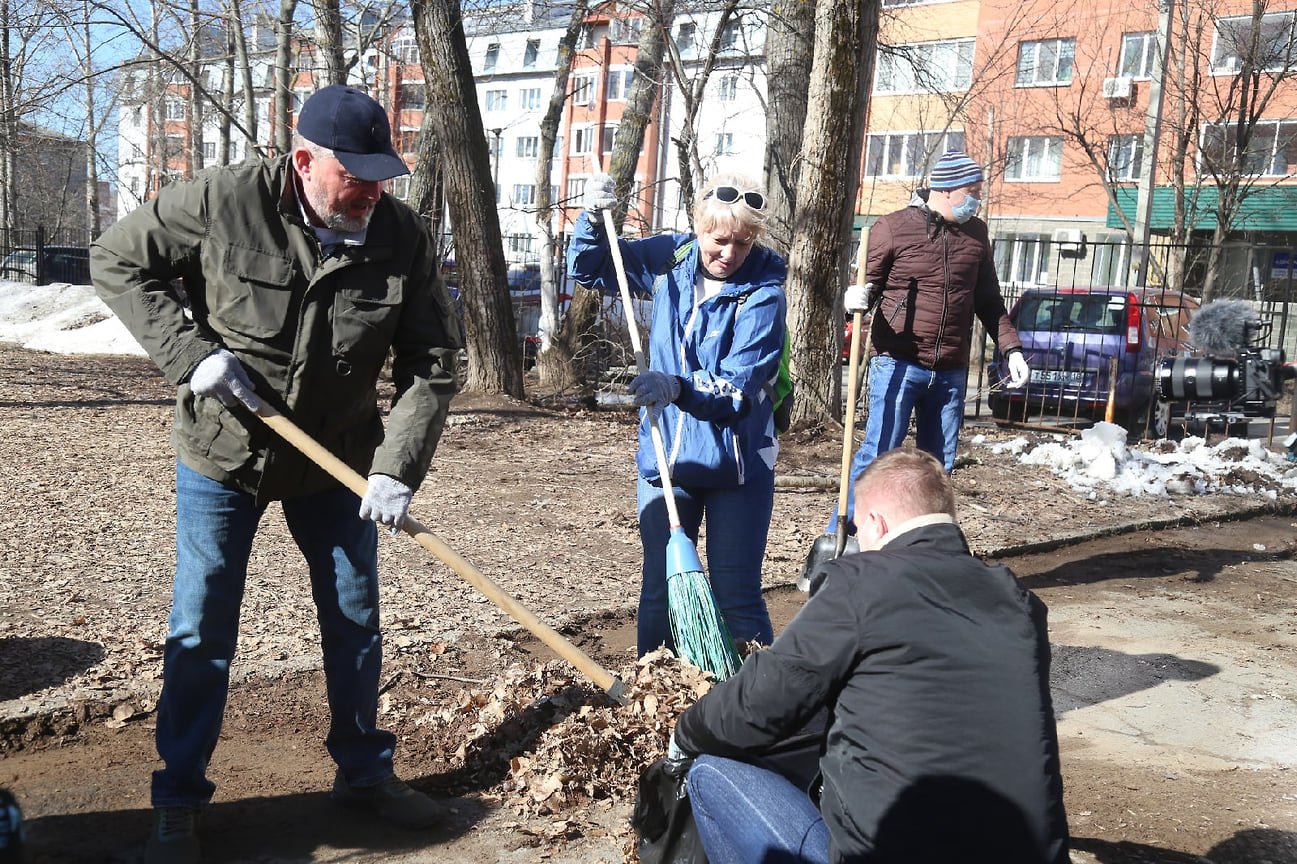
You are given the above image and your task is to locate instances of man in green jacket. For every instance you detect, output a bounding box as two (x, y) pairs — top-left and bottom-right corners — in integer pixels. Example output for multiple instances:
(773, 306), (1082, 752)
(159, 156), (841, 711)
(92, 85), (462, 864)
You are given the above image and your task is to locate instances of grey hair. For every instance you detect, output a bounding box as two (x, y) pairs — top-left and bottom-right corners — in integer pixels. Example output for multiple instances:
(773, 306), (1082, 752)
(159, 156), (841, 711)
(291, 130), (333, 161)
(694, 172), (768, 243)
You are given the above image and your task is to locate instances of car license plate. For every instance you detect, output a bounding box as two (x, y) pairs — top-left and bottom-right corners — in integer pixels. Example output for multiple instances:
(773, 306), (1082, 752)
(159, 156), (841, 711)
(1031, 369), (1086, 385)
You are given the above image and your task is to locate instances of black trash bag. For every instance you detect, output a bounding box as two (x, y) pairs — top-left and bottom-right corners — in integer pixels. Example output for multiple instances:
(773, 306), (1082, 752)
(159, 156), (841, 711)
(631, 757), (708, 864)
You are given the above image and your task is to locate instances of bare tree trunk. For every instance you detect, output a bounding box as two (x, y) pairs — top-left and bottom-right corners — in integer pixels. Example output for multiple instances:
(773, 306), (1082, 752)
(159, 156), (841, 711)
(413, 0), (523, 396)
(79, 2), (101, 235)
(786, 0), (879, 425)
(533, 0), (588, 376)
(188, 0), (205, 178)
(230, 0), (257, 157)
(312, 0), (345, 85)
(763, 0), (815, 256)
(273, 0), (298, 156)
(0, 0), (17, 244)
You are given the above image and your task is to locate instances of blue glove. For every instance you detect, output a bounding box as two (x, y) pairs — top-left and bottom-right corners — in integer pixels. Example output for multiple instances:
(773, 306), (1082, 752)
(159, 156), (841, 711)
(359, 474), (413, 535)
(628, 371), (681, 409)
(584, 173), (617, 214)
(189, 348), (260, 411)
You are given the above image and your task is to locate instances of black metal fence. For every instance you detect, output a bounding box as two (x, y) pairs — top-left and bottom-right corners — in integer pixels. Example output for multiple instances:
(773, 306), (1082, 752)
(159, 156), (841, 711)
(0, 226), (94, 286)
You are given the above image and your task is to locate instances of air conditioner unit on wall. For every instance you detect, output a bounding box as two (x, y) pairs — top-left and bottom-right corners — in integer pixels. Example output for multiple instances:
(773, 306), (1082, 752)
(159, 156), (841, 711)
(1102, 76), (1133, 99)
(1052, 228), (1085, 252)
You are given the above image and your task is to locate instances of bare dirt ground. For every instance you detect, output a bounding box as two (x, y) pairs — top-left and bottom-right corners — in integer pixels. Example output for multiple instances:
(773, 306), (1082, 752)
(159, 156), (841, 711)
(1, 343), (1296, 863)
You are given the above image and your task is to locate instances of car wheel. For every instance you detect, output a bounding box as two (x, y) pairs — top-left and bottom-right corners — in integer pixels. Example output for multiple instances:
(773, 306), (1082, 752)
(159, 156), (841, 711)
(1149, 398), (1171, 439)
(988, 395), (1012, 422)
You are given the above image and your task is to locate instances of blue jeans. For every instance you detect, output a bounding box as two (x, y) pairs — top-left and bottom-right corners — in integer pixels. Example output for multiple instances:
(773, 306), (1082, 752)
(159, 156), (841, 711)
(152, 461), (395, 809)
(637, 471), (774, 657)
(836, 356), (966, 526)
(687, 755), (830, 864)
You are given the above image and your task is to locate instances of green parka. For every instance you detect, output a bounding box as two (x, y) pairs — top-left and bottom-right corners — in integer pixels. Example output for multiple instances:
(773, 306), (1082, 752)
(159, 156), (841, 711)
(91, 155), (462, 504)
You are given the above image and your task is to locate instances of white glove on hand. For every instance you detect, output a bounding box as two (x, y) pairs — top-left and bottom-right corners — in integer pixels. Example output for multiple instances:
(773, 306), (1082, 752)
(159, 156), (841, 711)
(584, 173), (617, 214)
(845, 282), (876, 314)
(360, 474), (413, 535)
(189, 348), (260, 411)
(628, 371), (681, 409)
(667, 729), (687, 764)
(1007, 350), (1030, 388)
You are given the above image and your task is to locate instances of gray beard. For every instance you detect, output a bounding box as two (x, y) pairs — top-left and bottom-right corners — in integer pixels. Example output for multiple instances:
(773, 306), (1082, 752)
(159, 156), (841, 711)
(303, 183), (372, 233)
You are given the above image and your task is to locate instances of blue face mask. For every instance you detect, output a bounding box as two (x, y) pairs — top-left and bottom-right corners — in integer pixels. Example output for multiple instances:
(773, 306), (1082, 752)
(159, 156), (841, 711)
(951, 193), (981, 224)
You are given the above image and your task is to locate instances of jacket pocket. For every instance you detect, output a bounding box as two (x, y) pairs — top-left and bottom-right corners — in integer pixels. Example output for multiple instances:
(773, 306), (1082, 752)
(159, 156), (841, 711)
(660, 410), (741, 488)
(213, 244), (296, 340)
(332, 275), (402, 372)
(176, 392), (256, 474)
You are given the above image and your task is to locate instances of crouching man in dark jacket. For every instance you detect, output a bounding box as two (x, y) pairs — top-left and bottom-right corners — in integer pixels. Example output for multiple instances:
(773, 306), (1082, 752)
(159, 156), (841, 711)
(672, 447), (1069, 864)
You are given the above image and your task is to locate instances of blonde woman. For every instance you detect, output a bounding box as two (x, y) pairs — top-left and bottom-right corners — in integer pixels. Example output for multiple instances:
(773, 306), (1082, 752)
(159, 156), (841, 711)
(567, 173), (787, 656)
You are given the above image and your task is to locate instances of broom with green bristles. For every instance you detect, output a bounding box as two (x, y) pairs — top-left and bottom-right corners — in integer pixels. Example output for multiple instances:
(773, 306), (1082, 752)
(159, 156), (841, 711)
(602, 208), (743, 681)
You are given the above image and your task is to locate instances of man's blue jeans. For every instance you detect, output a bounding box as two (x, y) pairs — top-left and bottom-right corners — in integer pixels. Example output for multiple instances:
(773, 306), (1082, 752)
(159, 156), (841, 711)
(838, 356), (966, 524)
(636, 471), (775, 657)
(687, 755), (830, 864)
(152, 461), (395, 809)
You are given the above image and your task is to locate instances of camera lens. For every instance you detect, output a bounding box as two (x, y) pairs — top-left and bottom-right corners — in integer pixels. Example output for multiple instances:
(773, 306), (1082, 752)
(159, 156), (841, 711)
(1156, 356), (1239, 401)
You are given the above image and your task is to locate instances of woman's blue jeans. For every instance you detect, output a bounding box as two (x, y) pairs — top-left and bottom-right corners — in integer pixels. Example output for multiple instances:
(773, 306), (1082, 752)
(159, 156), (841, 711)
(636, 471), (775, 657)
(687, 755), (830, 864)
(152, 461), (395, 809)
(837, 356), (966, 525)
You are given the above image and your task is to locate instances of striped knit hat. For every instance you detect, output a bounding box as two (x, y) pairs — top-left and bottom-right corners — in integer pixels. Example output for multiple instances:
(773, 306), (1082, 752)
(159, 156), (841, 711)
(929, 151), (983, 190)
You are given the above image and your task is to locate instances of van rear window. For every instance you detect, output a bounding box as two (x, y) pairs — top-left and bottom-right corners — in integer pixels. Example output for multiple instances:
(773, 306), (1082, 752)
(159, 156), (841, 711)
(1015, 295), (1125, 334)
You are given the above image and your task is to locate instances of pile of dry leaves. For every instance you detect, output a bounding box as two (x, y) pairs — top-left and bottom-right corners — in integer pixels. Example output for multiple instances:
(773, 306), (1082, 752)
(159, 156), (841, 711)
(406, 647), (720, 857)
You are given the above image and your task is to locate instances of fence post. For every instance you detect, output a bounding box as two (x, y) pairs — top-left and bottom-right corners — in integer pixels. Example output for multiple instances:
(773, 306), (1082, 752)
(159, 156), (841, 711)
(35, 226), (46, 286)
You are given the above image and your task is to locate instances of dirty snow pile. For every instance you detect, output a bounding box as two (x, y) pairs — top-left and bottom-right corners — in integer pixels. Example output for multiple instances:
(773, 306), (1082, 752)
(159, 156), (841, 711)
(0, 279), (145, 356)
(973, 422), (1297, 500)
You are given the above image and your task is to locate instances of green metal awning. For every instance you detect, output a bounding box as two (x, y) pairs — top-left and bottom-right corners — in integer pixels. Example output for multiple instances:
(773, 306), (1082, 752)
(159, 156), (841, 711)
(1106, 185), (1297, 232)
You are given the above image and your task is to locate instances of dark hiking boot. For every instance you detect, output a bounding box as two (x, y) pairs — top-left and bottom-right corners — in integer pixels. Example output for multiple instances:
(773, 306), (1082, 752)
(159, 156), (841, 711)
(331, 770), (446, 829)
(144, 806), (200, 864)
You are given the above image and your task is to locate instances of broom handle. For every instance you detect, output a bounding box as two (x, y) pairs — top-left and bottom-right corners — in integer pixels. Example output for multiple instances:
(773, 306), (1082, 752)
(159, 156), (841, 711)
(255, 405), (625, 702)
(836, 233), (871, 556)
(602, 209), (685, 529)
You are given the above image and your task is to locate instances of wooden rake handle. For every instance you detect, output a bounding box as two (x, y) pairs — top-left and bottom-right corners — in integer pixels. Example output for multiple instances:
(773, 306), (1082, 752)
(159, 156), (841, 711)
(836, 232), (872, 556)
(255, 405), (626, 703)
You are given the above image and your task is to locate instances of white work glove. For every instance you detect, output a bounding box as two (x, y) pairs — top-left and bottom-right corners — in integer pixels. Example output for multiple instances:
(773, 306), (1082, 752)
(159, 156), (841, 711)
(628, 371), (682, 409)
(1007, 350), (1030, 388)
(359, 473), (413, 536)
(666, 728), (688, 764)
(844, 282), (876, 314)
(189, 348), (260, 411)
(584, 173), (617, 214)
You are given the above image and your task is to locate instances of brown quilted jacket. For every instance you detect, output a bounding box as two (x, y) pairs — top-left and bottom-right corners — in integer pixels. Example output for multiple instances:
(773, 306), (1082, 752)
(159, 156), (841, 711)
(865, 191), (1021, 371)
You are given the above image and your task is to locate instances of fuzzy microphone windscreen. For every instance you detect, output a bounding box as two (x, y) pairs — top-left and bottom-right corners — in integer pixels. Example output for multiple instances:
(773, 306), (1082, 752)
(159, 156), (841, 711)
(1187, 300), (1258, 355)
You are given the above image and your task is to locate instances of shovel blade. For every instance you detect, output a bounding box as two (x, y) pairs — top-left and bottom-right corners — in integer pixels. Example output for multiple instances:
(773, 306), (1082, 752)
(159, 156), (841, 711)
(797, 533), (860, 593)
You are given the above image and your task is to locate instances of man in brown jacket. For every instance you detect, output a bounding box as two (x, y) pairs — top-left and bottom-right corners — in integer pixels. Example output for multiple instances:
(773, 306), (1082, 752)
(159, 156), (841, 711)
(839, 151), (1028, 524)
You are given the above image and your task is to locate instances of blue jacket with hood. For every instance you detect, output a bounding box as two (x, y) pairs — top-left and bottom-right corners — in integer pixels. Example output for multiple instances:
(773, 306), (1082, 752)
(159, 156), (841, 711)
(567, 210), (787, 488)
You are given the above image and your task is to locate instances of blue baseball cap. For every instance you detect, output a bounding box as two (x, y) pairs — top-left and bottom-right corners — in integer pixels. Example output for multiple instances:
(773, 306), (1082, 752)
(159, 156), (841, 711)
(296, 85), (409, 182)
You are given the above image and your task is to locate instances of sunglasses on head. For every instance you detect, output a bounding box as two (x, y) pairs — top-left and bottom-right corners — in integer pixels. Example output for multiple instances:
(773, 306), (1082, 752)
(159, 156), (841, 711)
(705, 185), (766, 210)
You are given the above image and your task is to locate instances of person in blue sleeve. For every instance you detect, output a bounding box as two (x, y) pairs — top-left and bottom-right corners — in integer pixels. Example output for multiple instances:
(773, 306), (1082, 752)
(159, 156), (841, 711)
(567, 172), (787, 657)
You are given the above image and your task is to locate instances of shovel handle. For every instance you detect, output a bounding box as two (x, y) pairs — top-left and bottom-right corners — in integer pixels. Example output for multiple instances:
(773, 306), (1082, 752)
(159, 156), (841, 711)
(836, 233), (871, 555)
(255, 406), (626, 704)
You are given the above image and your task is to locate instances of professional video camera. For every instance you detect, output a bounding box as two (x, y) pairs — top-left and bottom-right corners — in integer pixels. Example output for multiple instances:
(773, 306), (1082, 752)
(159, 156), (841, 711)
(1155, 299), (1295, 431)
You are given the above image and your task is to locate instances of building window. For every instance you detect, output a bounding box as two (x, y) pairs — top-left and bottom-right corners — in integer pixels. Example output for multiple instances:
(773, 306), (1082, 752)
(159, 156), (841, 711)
(719, 21), (740, 53)
(164, 134), (185, 161)
(392, 35), (417, 63)
(517, 135), (539, 158)
(1107, 134), (1143, 181)
(513, 184), (537, 205)
(390, 176), (410, 200)
(1201, 118), (1297, 175)
(566, 176), (587, 203)
(1005, 136), (1063, 180)
(676, 22), (697, 58)
(1016, 38), (1075, 86)
(715, 132), (734, 155)
(484, 42), (499, 72)
(398, 128), (419, 154)
(1120, 32), (1157, 80)
(602, 124), (618, 154)
(606, 68), (634, 101)
(1212, 11), (1297, 73)
(520, 87), (542, 110)
(202, 141), (216, 164)
(611, 16), (642, 44)
(524, 38), (540, 68)
(398, 81), (425, 111)
(572, 126), (596, 155)
(994, 234), (1052, 287)
(875, 39), (976, 94)
(508, 234), (535, 254)
(864, 130), (966, 178)
(485, 89), (507, 111)
(718, 75), (739, 101)
(572, 74), (595, 106)
(165, 99), (186, 121)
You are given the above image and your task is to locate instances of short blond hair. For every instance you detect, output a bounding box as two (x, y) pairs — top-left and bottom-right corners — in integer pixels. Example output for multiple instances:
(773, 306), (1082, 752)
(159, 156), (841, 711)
(694, 173), (767, 243)
(854, 447), (957, 524)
